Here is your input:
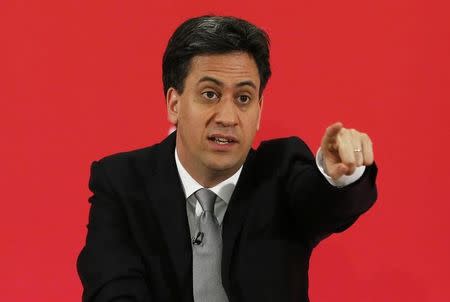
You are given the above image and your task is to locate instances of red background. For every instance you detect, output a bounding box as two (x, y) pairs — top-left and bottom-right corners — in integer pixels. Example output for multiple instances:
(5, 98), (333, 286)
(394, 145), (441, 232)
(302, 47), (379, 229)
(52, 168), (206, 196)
(2, 0), (449, 301)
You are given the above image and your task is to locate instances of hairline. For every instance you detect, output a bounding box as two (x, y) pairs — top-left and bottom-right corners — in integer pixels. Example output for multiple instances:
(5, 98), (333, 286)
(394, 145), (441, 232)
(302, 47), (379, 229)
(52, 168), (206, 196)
(171, 50), (262, 97)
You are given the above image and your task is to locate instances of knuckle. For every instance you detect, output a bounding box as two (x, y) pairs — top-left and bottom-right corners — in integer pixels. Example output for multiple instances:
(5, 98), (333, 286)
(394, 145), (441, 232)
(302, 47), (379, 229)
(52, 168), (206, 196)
(343, 159), (355, 167)
(364, 159), (374, 165)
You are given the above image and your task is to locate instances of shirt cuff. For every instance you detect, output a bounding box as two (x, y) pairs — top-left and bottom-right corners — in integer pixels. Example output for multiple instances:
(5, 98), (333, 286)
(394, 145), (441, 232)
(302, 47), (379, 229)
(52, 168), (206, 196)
(315, 147), (365, 188)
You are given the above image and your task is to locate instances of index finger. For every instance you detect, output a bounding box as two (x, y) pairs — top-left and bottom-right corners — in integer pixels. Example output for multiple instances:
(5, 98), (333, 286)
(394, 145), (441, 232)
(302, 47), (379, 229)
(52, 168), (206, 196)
(324, 122), (344, 140)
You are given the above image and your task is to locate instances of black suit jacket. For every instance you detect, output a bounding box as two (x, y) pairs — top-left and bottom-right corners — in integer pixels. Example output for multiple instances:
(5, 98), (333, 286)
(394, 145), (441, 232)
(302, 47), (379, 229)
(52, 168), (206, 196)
(77, 131), (377, 302)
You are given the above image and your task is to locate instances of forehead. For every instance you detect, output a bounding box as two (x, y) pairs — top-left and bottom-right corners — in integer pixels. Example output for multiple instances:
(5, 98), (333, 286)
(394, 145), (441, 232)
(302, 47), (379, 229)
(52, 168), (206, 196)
(186, 52), (260, 85)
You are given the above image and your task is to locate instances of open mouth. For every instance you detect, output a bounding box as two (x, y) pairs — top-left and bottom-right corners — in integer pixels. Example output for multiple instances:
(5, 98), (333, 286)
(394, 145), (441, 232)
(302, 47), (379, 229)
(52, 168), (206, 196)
(208, 135), (237, 145)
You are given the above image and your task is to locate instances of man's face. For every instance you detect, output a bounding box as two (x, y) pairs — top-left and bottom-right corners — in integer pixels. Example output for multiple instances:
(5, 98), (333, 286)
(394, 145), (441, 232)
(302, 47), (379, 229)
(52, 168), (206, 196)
(166, 52), (263, 186)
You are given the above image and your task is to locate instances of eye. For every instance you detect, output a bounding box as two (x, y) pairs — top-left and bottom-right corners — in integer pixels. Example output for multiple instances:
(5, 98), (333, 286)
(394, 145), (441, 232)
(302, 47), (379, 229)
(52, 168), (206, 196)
(237, 95), (251, 104)
(202, 91), (219, 101)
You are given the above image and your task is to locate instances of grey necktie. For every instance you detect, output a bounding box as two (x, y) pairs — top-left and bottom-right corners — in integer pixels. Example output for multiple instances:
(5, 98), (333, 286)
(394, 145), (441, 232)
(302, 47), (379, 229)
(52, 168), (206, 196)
(192, 188), (228, 302)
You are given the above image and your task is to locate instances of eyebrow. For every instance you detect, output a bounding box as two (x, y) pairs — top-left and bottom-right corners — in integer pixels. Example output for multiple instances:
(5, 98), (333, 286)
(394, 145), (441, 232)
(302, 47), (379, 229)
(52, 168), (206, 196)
(198, 76), (257, 90)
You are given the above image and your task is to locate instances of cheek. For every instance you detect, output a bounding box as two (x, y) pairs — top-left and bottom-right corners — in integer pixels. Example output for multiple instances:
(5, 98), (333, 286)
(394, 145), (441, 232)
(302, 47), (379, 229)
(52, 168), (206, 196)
(179, 110), (206, 141)
(178, 105), (196, 127)
(242, 112), (260, 135)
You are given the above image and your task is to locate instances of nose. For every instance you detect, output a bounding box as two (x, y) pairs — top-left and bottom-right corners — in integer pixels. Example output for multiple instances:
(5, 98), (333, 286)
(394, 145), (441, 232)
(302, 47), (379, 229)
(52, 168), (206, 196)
(214, 96), (238, 127)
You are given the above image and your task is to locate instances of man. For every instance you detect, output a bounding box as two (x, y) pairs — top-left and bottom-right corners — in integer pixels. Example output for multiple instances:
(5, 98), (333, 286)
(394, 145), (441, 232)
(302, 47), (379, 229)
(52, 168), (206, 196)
(77, 15), (377, 302)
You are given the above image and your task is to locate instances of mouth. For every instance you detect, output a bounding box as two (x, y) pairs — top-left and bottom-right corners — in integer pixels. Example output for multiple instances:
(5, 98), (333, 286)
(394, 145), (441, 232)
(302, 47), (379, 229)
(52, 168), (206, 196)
(207, 134), (238, 145)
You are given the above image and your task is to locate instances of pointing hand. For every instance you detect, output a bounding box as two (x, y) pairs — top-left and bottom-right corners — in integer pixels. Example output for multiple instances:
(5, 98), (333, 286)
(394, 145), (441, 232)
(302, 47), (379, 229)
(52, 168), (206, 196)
(320, 122), (374, 181)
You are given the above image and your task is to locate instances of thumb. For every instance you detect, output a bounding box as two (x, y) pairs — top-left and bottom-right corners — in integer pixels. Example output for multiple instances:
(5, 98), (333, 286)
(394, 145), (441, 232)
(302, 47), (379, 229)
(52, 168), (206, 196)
(328, 163), (349, 181)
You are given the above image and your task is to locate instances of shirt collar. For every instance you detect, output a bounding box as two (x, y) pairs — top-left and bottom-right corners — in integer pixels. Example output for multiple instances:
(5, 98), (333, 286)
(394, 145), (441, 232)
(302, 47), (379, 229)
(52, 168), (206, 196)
(174, 148), (242, 204)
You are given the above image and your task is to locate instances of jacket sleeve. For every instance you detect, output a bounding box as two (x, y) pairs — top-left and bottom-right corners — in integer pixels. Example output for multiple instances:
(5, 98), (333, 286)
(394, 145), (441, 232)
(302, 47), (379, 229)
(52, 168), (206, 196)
(77, 160), (152, 302)
(282, 137), (378, 246)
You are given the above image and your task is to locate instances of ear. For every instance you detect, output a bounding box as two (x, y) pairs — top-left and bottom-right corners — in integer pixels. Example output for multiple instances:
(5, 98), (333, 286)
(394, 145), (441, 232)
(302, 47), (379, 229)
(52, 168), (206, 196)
(256, 96), (264, 131)
(166, 87), (180, 125)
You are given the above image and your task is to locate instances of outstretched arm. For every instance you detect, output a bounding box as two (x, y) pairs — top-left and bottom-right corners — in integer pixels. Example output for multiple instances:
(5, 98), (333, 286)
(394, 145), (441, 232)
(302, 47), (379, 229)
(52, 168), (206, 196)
(285, 123), (377, 246)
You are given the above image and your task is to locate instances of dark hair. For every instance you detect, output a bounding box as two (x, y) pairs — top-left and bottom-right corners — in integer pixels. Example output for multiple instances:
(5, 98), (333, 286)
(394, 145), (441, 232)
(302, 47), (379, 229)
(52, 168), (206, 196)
(162, 15), (271, 97)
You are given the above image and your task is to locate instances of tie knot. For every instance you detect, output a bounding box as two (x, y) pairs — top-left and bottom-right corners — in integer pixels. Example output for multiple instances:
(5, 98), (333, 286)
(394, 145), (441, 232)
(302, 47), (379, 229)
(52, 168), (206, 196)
(194, 188), (216, 213)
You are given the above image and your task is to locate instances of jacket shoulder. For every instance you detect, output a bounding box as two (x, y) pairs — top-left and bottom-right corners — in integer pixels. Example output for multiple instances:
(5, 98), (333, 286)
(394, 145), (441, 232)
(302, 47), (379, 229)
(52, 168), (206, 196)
(95, 144), (158, 168)
(255, 136), (314, 161)
(95, 132), (175, 169)
(88, 141), (165, 193)
(249, 136), (316, 178)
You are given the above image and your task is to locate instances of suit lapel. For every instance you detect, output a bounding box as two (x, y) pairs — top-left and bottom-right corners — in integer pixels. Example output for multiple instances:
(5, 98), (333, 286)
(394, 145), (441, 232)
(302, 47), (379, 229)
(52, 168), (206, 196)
(140, 132), (192, 295)
(221, 149), (257, 294)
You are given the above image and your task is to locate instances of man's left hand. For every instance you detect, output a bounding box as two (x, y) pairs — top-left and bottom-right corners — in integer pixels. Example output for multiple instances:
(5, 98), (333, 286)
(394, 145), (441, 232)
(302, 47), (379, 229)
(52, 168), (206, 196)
(321, 122), (374, 181)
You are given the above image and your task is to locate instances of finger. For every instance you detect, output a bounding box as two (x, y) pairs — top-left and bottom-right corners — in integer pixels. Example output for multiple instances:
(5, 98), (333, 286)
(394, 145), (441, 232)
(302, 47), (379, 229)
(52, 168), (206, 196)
(353, 148), (363, 167)
(324, 122), (344, 141)
(322, 122), (344, 153)
(351, 130), (364, 167)
(361, 133), (374, 165)
(337, 130), (356, 167)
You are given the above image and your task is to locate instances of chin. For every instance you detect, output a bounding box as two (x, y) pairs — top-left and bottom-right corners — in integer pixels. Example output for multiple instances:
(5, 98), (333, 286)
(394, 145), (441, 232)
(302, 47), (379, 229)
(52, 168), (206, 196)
(205, 158), (240, 173)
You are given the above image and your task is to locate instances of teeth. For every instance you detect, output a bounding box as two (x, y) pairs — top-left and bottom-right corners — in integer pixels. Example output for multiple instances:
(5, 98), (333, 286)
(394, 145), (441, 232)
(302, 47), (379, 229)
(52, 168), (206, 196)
(214, 137), (231, 144)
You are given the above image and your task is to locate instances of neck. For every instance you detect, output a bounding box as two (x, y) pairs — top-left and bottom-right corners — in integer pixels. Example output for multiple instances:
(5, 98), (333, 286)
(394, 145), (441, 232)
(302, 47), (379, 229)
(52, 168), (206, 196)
(180, 157), (239, 188)
(194, 169), (237, 188)
(176, 147), (241, 188)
